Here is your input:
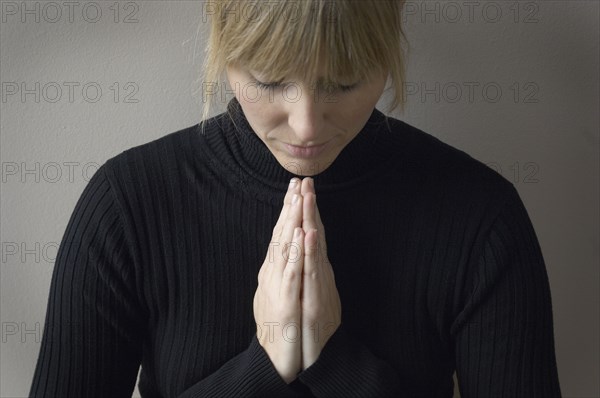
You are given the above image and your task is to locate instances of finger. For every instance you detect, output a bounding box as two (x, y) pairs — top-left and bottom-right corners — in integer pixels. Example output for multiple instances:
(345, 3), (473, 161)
(300, 178), (327, 250)
(280, 227), (304, 301)
(302, 191), (328, 261)
(302, 191), (319, 232)
(309, 209), (333, 300)
(272, 178), (301, 239)
(299, 178), (329, 284)
(315, 195), (327, 255)
(271, 191), (303, 285)
(302, 228), (320, 307)
(300, 177), (313, 197)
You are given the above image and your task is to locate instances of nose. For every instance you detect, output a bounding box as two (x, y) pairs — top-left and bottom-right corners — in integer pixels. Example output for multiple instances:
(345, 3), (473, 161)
(285, 83), (327, 145)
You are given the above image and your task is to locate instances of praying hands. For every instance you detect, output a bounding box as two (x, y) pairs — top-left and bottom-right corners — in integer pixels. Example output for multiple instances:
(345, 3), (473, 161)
(253, 177), (342, 383)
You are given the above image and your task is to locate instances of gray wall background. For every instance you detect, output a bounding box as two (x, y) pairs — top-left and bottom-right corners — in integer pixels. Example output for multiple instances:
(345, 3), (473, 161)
(1, 1), (598, 397)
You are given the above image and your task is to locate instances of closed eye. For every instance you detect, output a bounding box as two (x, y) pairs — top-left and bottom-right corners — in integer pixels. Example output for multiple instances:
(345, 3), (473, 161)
(336, 83), (359, 93)
(251, 78), (359, 93)
(253, 79), (283, 90)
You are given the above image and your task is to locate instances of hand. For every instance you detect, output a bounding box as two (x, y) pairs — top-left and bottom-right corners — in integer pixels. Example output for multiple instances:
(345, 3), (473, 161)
(253, 178), (304, 383)
(299, 178), (342, 370)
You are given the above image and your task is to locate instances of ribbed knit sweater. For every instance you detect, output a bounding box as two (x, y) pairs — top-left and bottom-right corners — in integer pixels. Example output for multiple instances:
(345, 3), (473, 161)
(29, 97), (562, 397)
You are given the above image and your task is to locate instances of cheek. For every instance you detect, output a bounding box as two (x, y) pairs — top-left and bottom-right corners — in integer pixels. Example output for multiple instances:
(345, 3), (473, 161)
(347, 83), (384, 112)
(238, 98), (284, 134)
(335, 89), (382, 131)
(343, 93), (379, 117)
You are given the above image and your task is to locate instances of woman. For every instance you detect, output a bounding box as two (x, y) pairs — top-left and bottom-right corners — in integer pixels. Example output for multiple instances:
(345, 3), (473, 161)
(30, 0), (562, 397)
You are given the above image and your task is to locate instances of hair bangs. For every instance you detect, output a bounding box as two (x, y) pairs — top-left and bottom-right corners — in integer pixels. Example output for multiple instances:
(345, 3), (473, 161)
(225, 1), (384, 87)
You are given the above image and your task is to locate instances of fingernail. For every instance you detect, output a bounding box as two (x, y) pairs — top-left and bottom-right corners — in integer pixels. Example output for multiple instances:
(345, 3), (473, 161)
(309, 178), (315, 189)
(288, 178), (297, 191)
(292, 193), (299, 204)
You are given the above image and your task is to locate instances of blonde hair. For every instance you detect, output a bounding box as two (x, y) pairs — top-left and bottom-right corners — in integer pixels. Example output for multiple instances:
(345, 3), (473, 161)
(198, 0), (408, 134)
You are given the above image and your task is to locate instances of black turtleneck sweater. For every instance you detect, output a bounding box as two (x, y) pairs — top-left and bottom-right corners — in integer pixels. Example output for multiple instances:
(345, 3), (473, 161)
(29, 97), (562, 397)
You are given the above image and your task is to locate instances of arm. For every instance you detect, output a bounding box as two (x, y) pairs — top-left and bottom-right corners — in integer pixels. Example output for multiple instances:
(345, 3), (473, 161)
(296, 179), (414, 397)
(450, 185), (562, 397)
(296, 185), (562, 398)
(29, 163), (145, 397)
(297, 323), (413, 397)
(29, 162), (305, 398)
(176, 334), (307, 398)
(175, 180), (308, 398)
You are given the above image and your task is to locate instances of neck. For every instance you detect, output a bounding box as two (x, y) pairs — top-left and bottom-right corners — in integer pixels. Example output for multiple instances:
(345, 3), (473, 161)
(198, 97), (399, 193)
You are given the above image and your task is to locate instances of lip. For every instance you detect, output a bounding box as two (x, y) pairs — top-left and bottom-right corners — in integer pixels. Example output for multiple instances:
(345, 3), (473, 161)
(284, 140), (331, 158)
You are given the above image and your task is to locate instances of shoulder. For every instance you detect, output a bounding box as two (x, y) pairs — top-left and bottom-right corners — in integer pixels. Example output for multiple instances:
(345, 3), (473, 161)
(387, 115), (513, 190)
(390, 116), (509, 181)
(383, 115), (517, 215)
(100, 123), (202, 186)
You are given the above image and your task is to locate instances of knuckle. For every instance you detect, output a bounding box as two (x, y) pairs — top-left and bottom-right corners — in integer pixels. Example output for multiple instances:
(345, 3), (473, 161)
(304, 300), (321, 316)
(305, 269), (319, 280)
(282, 268), (299, 281)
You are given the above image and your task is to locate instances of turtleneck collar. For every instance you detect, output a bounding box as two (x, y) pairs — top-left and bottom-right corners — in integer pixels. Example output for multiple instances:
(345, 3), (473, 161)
(198, 96), (398, 194)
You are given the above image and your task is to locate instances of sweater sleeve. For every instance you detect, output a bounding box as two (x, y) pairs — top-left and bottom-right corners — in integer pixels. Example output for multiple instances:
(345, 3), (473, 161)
(176, 334), (310, 398)
(450, 185), (562, 397)
(296, 185), (563, 398)
(28, 161), (311, 398)
(296, 323), (412, 397)
(29, 162), (145, 397)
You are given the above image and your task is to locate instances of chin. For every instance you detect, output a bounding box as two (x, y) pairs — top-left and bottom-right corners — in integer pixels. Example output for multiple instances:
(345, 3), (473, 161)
(278, 156), (334, 177)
